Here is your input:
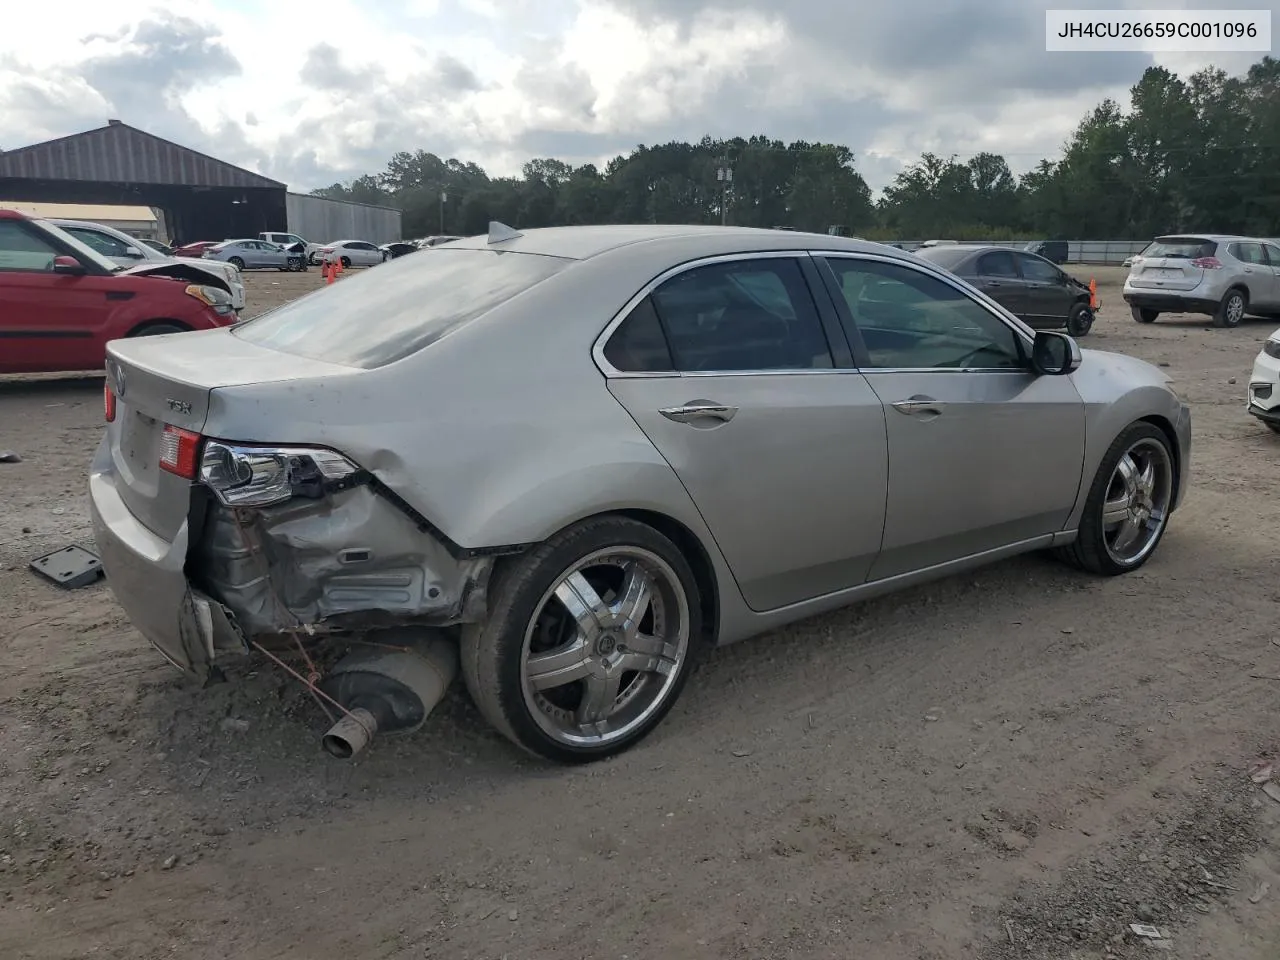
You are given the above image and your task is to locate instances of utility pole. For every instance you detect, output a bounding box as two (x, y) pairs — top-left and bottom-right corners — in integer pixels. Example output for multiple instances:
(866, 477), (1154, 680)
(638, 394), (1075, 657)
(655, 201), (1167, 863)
(716, 166), (733, 225)
(439, 190), (447, 234)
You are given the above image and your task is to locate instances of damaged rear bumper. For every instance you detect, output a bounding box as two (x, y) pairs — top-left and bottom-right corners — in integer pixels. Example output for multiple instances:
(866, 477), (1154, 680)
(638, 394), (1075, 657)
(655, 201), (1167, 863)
(89, 466), (248, 675)
(90, 437), (495, 679)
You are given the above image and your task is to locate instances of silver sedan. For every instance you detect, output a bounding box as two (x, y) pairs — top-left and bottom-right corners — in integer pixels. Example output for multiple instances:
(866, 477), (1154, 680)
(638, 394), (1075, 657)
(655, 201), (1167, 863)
(204, 239), (303, 272)
(89, 224), (1190, 764)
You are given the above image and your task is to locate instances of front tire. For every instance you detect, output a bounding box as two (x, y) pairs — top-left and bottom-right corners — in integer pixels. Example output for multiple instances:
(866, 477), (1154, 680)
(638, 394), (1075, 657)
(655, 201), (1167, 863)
(461, 516), (704, 763)
(1066, 302), (1093, 337)
(1057, 422), (1175, 576)
(1215, 288), (1247, 328)
(1131, 306), (1158, 324)
(131, 322), (188, 337)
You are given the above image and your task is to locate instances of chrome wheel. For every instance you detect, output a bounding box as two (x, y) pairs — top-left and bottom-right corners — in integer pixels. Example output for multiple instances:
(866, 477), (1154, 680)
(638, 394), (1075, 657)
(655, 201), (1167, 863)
(1101, 437), (1174, 566)
(520, 547), (689, 748)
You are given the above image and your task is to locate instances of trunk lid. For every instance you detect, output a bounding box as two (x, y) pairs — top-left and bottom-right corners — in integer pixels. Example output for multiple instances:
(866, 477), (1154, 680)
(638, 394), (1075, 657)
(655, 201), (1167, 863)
(1127, 237), (1217, 292)
(103, 329), (361, 540)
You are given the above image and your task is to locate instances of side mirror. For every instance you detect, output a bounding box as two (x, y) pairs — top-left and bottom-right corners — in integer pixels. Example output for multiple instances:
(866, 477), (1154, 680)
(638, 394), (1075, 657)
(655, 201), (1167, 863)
(52, 255), (86, 276)
(1031, 330), (1081, 376)
(123, 246), (144, 258)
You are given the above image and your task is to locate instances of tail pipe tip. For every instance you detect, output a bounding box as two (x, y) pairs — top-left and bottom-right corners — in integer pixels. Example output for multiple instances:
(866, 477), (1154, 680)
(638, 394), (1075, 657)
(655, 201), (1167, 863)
(321, 707), (379, 759)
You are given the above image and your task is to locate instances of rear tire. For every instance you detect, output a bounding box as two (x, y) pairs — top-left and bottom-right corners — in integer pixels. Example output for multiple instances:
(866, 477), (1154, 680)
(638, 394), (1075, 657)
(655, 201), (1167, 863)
(1131, 307), (1158, 324)
(131, 322), (188, 337)
(1066, 302), (1093, 337)
(228, 256), (245, 271)
(1056, 422), (1175, 576)
(340, 256), (351, 269)
(1214, 288), (1247, 328)
(461, 516), (705, 763)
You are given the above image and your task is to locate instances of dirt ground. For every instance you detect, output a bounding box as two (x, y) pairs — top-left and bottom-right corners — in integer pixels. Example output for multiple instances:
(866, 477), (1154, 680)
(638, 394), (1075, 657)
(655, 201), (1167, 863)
(2, 264), (1279, 960)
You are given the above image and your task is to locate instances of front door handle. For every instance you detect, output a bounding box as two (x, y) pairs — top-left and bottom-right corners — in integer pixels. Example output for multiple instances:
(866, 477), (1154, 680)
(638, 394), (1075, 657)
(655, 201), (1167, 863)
(659, 400), (738, 424)
(891, 397), (945, 417)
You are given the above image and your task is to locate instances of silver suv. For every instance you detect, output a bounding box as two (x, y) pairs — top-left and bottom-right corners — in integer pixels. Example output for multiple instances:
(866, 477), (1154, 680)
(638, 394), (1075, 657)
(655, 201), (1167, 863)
(1123, 235), (1280, 328)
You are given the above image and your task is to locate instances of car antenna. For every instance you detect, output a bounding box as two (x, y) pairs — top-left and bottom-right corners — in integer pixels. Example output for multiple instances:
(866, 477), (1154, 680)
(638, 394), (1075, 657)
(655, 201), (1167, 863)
(488, 221), (522, 244)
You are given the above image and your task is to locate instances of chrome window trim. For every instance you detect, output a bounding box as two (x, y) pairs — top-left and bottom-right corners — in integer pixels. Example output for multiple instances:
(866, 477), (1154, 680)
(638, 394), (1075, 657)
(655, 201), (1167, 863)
(593, 248), (1040, 380)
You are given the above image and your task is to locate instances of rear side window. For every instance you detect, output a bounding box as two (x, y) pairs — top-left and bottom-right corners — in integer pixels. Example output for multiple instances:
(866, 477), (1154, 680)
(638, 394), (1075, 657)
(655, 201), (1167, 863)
(977, 251), (1019, 278)
(1146, 237), (1217, 259)
(1229, 242), (1266, 265)
(604, 298), (674, 372)
(235, 248), (569, 368)
(649, 258), (832, 371)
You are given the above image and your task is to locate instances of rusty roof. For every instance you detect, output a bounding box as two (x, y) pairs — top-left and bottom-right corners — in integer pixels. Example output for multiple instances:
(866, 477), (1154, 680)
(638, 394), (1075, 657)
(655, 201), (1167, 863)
(0, 121), (285, 190)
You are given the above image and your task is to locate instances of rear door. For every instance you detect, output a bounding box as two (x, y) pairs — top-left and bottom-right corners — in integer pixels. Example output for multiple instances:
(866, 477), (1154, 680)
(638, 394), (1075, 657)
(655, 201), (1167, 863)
(601, 253), (889, 612)
(0, 219), (113, 372)
(1127, 236), (1215, 293)
(1016, 252), (1077, 327)
(817, 253), (1085, 580)
(970, 249), (1029, 317)
(1228, 241), (1276, 308)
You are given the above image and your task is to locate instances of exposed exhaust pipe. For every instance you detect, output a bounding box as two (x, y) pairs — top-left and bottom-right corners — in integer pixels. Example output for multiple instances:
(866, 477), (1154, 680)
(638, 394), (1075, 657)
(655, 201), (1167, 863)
(322, 707), (378, 759)
(318, 629), (458, 759)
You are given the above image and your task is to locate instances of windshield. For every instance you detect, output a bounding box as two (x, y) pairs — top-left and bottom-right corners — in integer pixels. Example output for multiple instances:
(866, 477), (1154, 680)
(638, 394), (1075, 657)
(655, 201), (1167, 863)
(234, 247), (571, 368)
(33, 219), (121, 272)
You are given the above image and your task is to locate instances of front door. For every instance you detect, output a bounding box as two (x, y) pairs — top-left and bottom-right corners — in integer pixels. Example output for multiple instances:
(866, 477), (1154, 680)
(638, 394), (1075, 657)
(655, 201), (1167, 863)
(969, 249), (1029, 318)
(601, 255), (889, 612)
(818, 254), (1086, 580)
(0, 219), (111, 372)
(1016, 252), (1077, 327)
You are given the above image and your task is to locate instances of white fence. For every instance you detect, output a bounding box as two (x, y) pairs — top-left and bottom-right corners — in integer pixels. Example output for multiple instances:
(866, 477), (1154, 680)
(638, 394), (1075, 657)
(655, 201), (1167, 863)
(885, 240), (1149, 264)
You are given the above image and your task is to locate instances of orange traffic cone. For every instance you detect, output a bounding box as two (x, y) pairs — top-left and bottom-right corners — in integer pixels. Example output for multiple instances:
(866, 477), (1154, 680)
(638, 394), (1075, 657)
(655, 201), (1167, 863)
(334, 257), (343, 276)
(325, 261), (335, 284)
(1088, 277), (1098, 309)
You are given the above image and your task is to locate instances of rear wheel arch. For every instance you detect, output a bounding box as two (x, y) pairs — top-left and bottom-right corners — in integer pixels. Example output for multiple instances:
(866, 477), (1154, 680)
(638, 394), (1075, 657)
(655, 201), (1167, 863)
(488, 508), (721, 645)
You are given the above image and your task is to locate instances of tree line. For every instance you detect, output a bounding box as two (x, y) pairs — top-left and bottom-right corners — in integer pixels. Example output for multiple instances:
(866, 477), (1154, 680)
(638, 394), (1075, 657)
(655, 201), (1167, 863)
(314, 56), (1280, 241)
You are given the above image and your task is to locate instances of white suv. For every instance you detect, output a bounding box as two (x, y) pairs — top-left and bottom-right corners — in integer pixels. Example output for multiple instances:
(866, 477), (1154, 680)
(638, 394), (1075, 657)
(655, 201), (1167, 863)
(260, 232), (319, 263)
(1123, 235), (1280, 329)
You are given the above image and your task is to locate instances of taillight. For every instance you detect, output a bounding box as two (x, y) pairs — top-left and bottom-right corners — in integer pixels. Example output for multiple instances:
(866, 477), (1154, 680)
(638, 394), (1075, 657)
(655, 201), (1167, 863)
(1190, 256), (1222, 269)
(104, 382), (116, 422)
(159, 425), (202, 479)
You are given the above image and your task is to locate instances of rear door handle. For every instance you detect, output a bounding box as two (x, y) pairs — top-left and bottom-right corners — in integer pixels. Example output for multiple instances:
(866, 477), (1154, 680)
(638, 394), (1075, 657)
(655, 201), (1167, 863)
(891, 397), (945, 417)
(659, 400), (738, 424)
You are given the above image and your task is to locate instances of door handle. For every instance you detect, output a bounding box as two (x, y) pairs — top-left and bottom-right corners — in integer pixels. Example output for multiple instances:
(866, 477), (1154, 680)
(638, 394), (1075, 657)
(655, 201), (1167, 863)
(659, 400), (738, 424)
(891, 397), (945, 417)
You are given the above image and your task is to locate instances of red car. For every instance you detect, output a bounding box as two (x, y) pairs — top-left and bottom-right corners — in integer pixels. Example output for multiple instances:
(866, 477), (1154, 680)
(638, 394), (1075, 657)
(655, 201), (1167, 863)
(0, 210), (238, 374)
(171, 240), (220, 258)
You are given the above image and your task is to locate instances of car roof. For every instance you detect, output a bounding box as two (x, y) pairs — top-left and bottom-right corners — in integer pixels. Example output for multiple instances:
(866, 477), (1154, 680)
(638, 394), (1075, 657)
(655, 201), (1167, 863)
(444, 224), (916, 262)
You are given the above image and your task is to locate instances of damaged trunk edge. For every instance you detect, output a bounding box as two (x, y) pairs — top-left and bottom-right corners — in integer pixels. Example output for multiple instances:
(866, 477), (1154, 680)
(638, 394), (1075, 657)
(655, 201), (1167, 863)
(180, 481), (502, 678)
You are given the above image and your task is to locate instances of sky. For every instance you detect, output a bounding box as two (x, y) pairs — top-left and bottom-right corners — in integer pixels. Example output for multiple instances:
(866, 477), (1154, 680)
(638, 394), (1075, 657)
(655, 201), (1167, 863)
(0, 0), (1268, 195)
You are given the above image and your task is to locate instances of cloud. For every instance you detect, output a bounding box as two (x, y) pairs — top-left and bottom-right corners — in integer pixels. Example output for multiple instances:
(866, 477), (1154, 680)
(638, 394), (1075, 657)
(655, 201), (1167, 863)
(0, 0), (1266, 194)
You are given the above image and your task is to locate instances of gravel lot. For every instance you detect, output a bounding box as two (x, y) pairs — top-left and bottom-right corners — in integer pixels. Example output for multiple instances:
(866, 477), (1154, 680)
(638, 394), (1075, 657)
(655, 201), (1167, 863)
(2, 265), (1279, 960)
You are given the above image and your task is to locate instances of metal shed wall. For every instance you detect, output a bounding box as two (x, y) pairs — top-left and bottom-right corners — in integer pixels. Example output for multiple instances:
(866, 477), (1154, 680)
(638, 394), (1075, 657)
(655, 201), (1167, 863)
(286, 193), (403, 244)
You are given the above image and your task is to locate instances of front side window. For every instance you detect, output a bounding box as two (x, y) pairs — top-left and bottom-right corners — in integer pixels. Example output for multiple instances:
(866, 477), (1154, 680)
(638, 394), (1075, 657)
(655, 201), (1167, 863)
(646, 258), (833, 371)
(1017, 254), (1062, 282)
(824, 257), (1024, 370)
(0, 221), (58, 272)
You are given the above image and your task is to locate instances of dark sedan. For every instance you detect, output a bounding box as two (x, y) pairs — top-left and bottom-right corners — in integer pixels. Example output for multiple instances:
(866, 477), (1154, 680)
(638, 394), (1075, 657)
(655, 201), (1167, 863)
(379, 242), (420, 259)
(915, 245), (1094, 336)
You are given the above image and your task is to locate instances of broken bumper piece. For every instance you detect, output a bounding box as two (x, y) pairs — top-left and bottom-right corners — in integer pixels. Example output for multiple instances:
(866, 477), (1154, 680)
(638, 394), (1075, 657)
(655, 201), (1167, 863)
(90, 470), (248, 678)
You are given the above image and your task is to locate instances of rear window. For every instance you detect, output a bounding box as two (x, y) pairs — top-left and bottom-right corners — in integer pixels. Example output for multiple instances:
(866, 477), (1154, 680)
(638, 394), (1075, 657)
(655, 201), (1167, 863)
(234, 247), (570, 368)
(913, 247), (971, 269)
(1144, 237), (1217, 259)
